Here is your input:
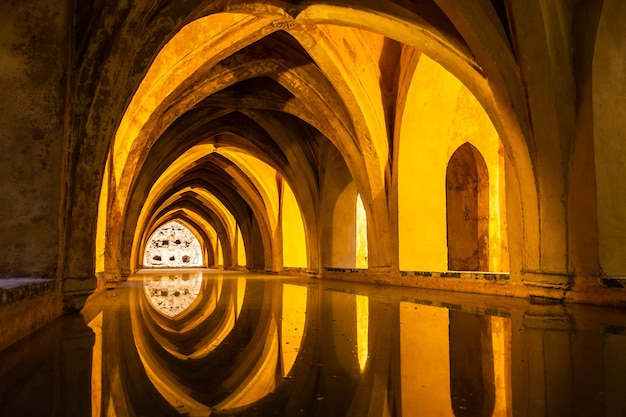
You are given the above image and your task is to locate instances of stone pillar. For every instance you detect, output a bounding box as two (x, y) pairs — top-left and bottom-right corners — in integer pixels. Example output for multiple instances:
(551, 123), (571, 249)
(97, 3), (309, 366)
(511, 305), (574, 417)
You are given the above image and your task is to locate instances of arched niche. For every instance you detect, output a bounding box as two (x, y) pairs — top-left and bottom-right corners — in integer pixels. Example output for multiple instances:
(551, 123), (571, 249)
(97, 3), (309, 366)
(446, 143), (489, 272)
(397, 55), (508, 273)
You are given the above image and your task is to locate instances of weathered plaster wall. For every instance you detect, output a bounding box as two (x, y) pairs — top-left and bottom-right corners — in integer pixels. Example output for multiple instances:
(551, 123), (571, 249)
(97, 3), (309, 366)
(0, 0), (69, 279)
(593, 0), (626, 277)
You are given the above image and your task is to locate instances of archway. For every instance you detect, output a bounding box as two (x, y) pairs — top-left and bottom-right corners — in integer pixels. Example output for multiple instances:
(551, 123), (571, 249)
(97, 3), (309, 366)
(446, 143), (489, 272)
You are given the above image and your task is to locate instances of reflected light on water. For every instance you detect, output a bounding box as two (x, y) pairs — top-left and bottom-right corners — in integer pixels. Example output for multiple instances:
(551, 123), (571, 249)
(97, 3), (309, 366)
(143, 273), (203, 317)
(2, 270), (626, 417)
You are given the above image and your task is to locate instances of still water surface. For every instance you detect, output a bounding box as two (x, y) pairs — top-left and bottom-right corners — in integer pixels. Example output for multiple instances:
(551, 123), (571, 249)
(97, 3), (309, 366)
(1, 269), (625, 416)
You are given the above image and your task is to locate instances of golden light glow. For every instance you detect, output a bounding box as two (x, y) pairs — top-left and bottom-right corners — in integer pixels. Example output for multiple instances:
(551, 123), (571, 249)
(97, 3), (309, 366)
(398, 54), (507, 272)
(400, 302), (454, 417)
(237, 225), (247, 267)
(219, 149), (280, 231)
(356, 294), (369, 371)
(214, 316), (280, 410)
(356, 193), (368, 269)
(280, 284), (307, 376)
(94, 2), (517, 285)
(87, 312), (103, 417)
(237, 277), (246, 319)
(143, 221), (203, 268)
(95, 160), (109, 274)
(491, 316), (512, 417)
(329, 291), (363, 380)
(110, 14), (275, 186)
(138, 209), (216, 268)
(142, 273), (202, 317)
(281, 180), (307, 268)
(217, 237), (224, 267)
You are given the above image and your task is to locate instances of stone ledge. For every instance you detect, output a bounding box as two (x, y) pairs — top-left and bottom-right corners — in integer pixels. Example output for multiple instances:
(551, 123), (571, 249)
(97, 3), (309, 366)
(400, 270), (510, 281)
(0, 278), (55, 307)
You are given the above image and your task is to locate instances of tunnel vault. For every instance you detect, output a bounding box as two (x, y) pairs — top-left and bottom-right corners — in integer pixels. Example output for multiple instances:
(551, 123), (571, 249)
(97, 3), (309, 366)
(38, 0), (615, 316)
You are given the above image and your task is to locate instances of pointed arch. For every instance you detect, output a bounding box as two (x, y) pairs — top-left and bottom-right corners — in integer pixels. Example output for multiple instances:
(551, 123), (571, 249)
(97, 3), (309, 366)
(446, 143), (489, 272)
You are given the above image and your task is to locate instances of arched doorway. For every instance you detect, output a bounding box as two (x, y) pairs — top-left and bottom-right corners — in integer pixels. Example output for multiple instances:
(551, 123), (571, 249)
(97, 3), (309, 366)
(446, 143), (489, 271)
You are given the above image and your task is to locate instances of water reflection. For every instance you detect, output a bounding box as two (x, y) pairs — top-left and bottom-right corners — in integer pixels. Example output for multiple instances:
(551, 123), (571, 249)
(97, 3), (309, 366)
(143, 272), (203, 317)
(1, 271), (626, 416)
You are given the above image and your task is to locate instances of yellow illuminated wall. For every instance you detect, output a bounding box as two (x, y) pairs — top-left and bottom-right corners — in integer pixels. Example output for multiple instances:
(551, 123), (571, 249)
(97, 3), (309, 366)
(356, 294), (369, 371)
(280, 284), (307, 376)
(236, 226), (247, 267)
(400, 302), (511, 417)
(398, 54), (507, 272)
(281, 180), (308, 268)
(95, 161), (108, 274)
(355, 194), (368, 269)
(491, 316), (512, 417)
(400, 302), (454, 417)
(217, 237), (224, 267)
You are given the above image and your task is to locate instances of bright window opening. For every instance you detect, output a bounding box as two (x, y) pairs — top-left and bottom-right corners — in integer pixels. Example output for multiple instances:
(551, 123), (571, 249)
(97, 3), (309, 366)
(143, 221), (203, 267)
(356, 193), (368, 269)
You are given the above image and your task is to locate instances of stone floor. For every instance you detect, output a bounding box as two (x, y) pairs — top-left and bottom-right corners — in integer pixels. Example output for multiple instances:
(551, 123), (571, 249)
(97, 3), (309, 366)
(1, 269), (625, 416)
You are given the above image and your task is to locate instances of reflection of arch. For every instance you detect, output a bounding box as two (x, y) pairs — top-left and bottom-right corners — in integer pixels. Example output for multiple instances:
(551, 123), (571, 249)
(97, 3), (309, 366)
(449, 310), (495, 417)
(446, 143), (489, 272)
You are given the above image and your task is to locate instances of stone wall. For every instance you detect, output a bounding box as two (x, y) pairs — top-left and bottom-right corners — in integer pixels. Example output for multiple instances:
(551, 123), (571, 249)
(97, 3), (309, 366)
(0, 0), (70, 350)
(0, 0), (69, 279)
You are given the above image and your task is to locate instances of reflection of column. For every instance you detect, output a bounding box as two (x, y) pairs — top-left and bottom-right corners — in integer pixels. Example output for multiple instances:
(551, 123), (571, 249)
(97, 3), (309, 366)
(490, 316), (512, 417)
(345, 297), (393, 417)
(512, 305), (573, 417)
(280, 284), (307, 376)
(102, 286), (179, 416)
(0, 313), (94, 416)
(604, 330), (626, 416)
(400, 302), (454, 417)
(88, 312), (103, 417)
(574, 308), (618, 417)
(214, 280), (281, 410)
(60, 314), (95, 417)
(318, 290), (362, 416)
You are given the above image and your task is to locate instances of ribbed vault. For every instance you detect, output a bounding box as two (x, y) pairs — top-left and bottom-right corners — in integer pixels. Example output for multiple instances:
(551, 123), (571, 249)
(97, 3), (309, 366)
(74, 0), (549, 298)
